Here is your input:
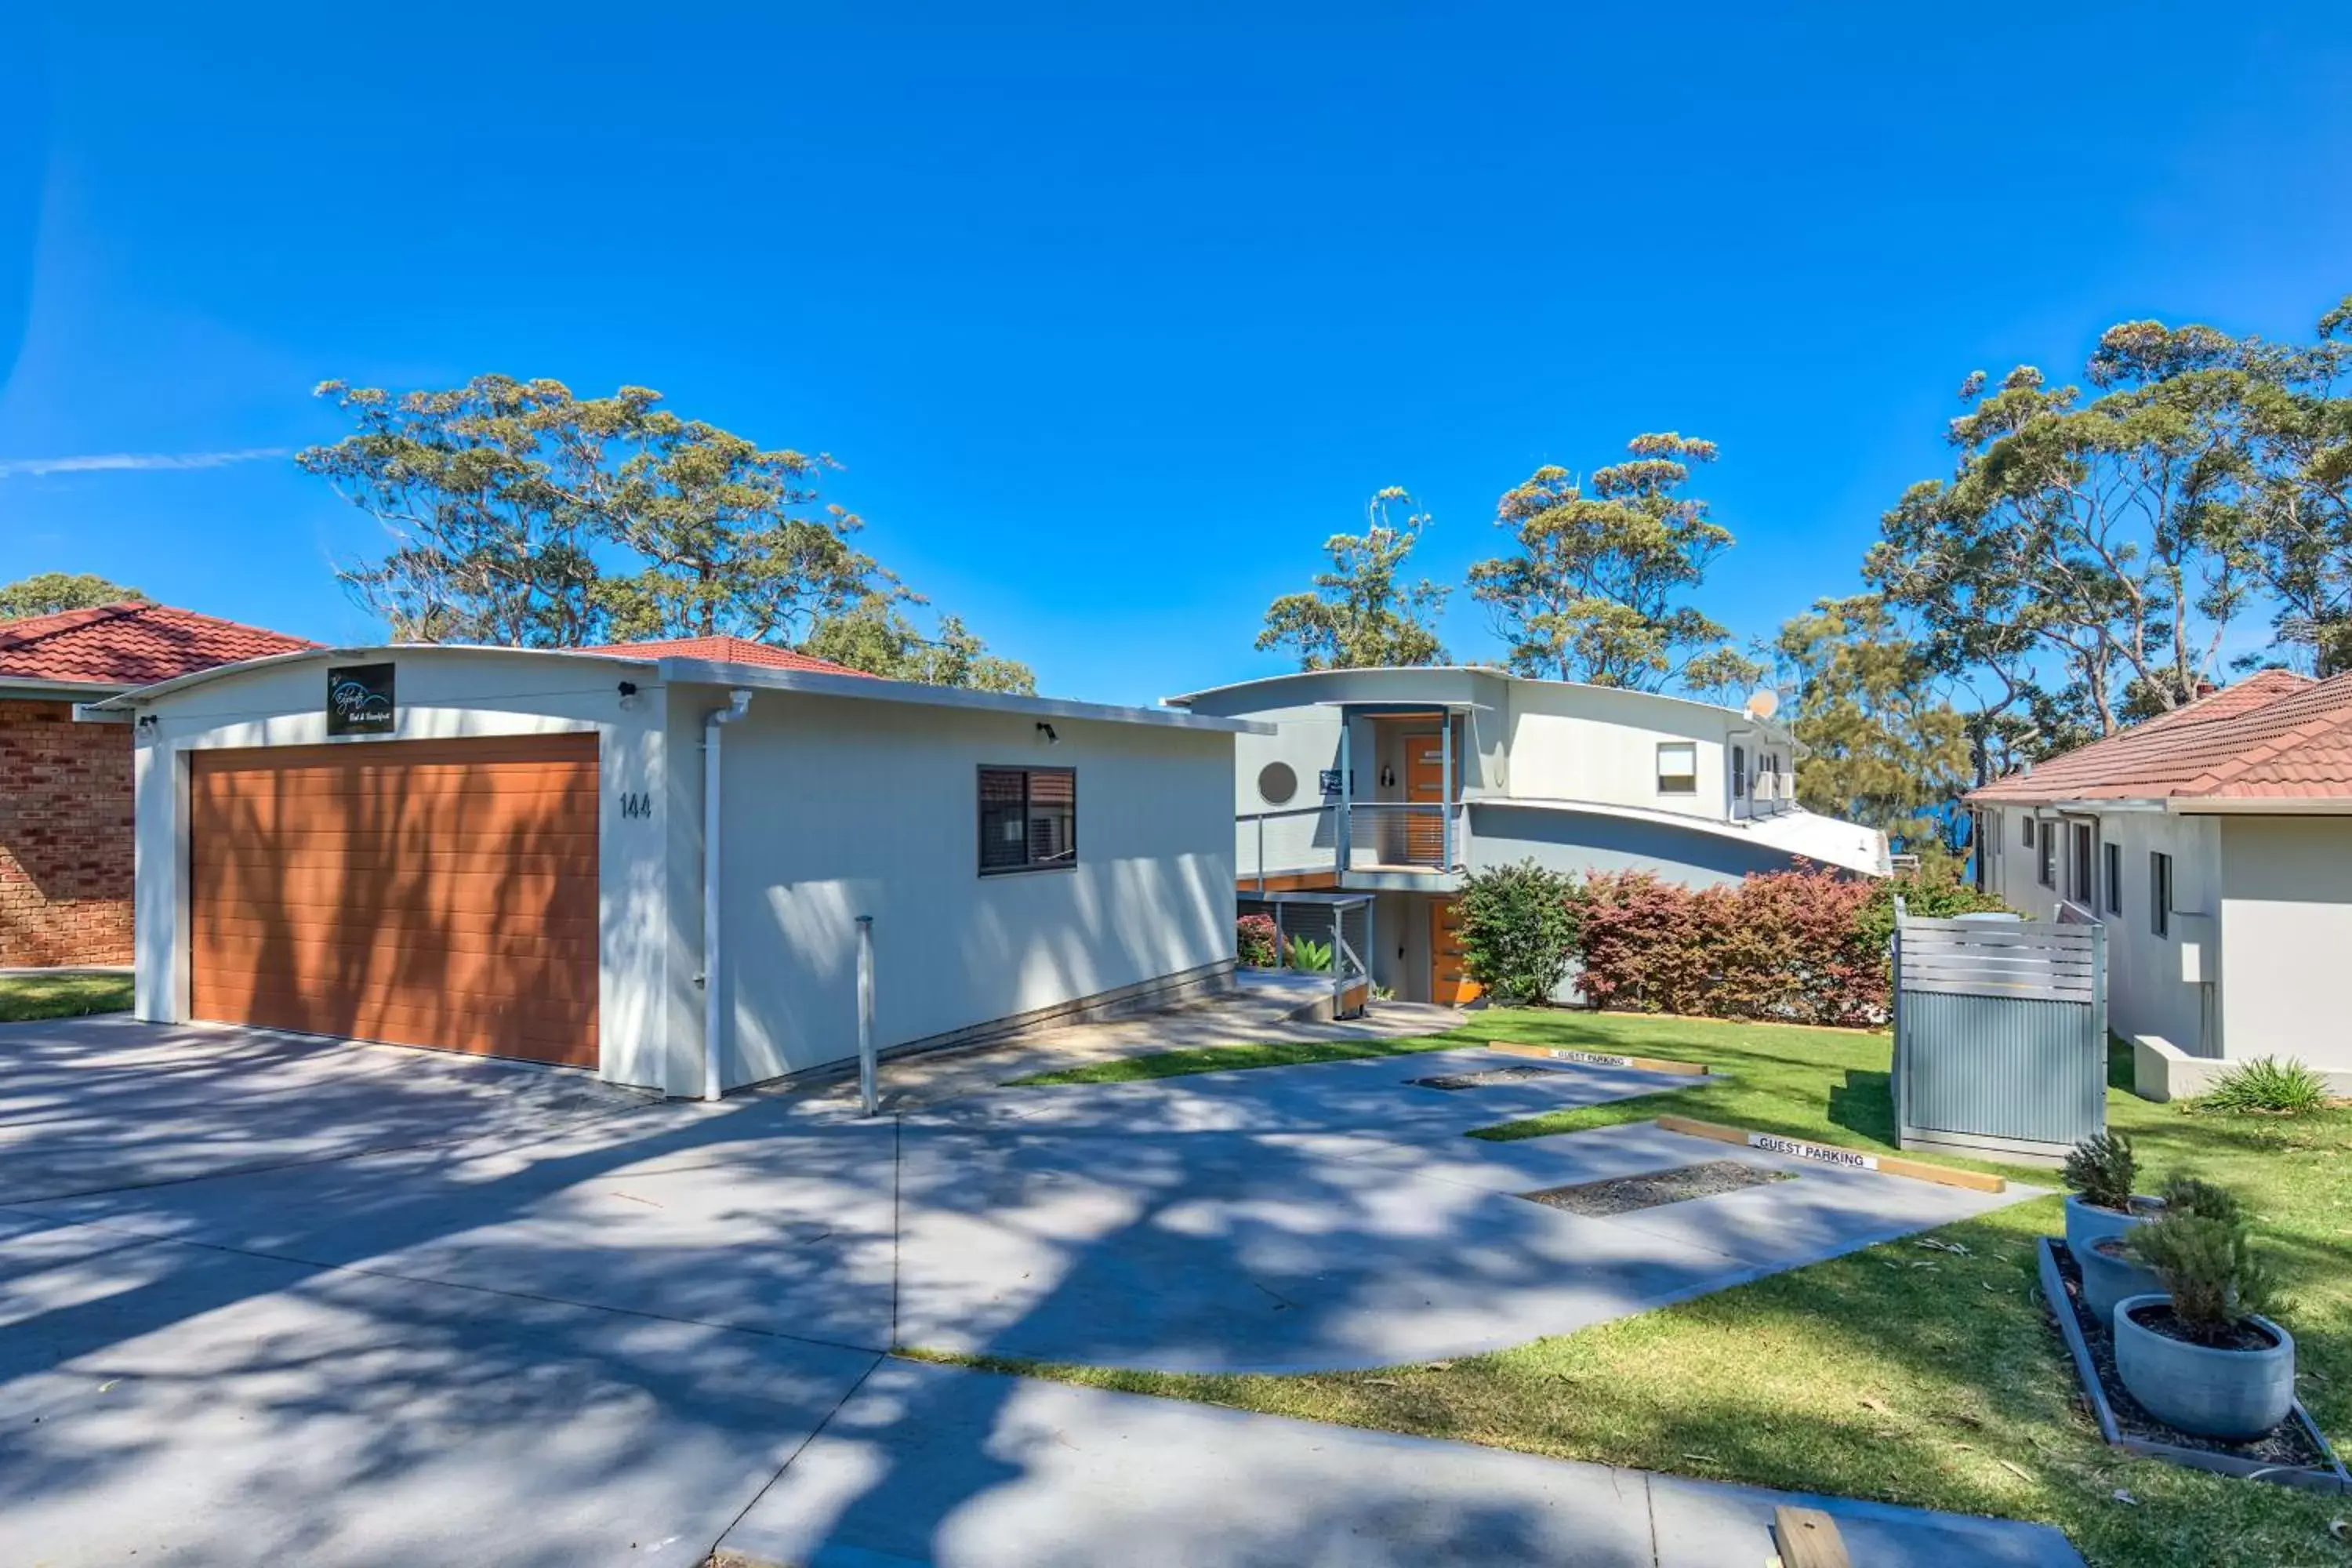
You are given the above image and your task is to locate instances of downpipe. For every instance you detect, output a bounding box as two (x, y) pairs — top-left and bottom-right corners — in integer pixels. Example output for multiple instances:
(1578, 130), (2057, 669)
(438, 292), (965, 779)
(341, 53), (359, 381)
(701, 689), (754, 1102)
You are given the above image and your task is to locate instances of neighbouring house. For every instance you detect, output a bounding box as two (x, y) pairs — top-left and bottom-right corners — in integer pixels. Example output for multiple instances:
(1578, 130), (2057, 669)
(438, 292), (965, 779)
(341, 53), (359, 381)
(1966, 667), (2352, 1098)
(1163, 666), (1889, 1006)
(0, 602), (315, 968)
(90, 639), (1261, 1097)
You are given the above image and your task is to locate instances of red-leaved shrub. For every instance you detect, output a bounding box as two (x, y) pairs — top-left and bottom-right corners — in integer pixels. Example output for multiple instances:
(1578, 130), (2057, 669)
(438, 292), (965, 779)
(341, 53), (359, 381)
(1576, 868), (1886, 1028)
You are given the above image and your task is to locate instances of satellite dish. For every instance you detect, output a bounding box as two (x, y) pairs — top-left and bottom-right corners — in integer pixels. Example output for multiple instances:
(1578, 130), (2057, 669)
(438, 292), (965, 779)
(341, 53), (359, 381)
(1742, 688), (1780, 721)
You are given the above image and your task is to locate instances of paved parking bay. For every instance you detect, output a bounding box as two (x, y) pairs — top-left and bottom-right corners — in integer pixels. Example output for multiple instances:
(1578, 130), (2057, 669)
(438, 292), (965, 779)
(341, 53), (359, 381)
(0, 1018), (2073, 1567)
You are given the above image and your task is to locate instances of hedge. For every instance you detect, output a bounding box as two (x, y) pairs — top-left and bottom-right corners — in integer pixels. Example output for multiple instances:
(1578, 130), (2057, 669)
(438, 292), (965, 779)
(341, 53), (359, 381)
(1572, 868), (2004, 1029)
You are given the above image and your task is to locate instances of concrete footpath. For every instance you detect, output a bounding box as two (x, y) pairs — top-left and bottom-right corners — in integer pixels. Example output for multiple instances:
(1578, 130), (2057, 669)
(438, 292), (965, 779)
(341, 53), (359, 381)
(714, 1358), (2084, 1568)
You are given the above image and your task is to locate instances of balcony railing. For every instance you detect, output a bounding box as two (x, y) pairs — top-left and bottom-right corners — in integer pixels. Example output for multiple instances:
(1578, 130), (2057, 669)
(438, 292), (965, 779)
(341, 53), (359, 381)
(1238, 800), (1468, 886)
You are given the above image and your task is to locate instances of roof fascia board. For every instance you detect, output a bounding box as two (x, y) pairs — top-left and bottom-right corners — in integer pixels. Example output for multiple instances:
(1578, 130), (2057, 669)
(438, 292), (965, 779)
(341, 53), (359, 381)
(658, 658), (1271, 734)
(2168, 797), (2352, 816)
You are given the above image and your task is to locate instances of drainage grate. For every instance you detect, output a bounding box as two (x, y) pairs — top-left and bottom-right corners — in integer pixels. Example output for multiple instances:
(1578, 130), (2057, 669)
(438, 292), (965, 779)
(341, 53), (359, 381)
(1521, 1160), (1795, 1215)
(1409, 1066), (1571, 1091)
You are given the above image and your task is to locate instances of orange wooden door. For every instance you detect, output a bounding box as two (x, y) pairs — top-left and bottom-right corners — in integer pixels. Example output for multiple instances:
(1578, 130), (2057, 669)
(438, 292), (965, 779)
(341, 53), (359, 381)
(189, 735), (601, 1066)
(1403, 730), (1450, 864)
(1430, 898), (1480, 1005)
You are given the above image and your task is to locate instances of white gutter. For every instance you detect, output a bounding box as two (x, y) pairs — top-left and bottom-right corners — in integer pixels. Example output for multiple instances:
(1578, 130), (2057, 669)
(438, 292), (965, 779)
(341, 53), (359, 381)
(701, 688), (754, 1102)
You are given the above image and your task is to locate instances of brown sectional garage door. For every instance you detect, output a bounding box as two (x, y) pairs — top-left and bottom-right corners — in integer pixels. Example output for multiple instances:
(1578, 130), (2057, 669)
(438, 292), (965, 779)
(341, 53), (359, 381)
(190, 735), (600, 1066)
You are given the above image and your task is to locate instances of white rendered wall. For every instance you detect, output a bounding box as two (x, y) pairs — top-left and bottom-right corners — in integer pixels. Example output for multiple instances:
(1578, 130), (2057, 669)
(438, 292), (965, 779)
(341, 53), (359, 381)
(2216, 815), (2352, 1073)
(706, 687), (1236, 1087)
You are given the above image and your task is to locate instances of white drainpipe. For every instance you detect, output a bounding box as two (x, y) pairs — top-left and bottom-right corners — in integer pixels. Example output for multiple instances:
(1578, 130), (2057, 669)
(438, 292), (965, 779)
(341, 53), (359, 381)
(701, 688), (755, 1102)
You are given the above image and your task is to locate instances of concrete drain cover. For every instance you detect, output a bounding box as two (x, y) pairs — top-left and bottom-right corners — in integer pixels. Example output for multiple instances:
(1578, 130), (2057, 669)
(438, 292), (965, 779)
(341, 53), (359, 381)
(1521, 1160), (1795, 1215)
(1409, 1066), (1570, 1090)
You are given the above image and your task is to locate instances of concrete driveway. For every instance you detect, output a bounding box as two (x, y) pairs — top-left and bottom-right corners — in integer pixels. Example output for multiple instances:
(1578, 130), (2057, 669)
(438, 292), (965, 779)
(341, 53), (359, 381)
(0, 1017), (2075, 1568)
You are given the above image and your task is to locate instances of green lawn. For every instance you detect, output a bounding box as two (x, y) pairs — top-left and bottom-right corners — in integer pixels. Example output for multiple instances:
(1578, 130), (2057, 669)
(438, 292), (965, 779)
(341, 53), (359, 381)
(0, 971), (133, 1022)
(976, 1008), (2352, 1568)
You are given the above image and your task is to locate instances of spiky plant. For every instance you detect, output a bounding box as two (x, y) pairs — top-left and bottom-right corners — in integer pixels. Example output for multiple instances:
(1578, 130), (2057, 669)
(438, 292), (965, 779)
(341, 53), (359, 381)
(2128, 1213), (2282, 1345)
(2202, 1056), (2332, 1116)
(2062, 1131), (2138, 1213)
(2154, 1173), (2244, 1226)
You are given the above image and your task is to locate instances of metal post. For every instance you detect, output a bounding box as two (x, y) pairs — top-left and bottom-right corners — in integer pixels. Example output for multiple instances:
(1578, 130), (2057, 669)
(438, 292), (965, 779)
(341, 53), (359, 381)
(1330, 907), (1342, 1020)
(1439, 714), (1454, 869)
(1336, 722), (1352, 874)
(1256, 815), (1267, 895)
(856, 915), (877, 1117)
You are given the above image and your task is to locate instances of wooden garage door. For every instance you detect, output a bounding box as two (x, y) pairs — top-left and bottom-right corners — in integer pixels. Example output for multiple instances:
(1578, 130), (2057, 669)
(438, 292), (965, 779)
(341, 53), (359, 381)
(190, 735), (599, 1066)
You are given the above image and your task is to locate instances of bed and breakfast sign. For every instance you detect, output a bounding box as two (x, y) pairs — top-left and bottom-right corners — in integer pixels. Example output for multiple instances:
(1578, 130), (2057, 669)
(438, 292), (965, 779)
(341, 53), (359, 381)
(326, 663), (396, 736)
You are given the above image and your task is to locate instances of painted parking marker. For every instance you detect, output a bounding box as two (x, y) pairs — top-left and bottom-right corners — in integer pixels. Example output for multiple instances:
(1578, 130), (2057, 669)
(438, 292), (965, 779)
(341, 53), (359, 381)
(1486, 1040), (1711, 1076)
(1657, 1114), (2005, 1193)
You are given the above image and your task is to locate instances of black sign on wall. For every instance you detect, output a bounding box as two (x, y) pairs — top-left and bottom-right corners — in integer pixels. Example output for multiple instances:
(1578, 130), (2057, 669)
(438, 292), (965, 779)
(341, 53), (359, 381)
(326, 663), (396, 735)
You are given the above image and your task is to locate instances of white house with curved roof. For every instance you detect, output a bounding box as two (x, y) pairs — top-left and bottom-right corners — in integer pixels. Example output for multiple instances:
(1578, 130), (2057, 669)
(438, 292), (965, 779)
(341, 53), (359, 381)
(1165, 666), (1888, 1005)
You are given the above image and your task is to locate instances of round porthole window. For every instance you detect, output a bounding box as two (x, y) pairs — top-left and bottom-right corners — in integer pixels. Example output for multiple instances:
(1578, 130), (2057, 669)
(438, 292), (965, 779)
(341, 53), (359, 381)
(1257, 761), (1299, 806)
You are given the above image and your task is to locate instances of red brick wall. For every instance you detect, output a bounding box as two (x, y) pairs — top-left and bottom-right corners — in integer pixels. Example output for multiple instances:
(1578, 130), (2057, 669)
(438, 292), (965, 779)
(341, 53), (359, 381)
(0, 699), (136, 966)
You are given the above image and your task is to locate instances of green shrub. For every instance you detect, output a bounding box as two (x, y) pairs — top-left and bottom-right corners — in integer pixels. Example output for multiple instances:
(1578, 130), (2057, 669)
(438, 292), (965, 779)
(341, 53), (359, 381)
(1855, 874), (2009, 953)
(2061, 1131), (2139, 1212)
(1454, 860), (1582, 1006)
(1286, 936), (1333, 973)
(2200, 1056), (2332, 1116)
(2154, 1173), (2244, 1225)
(2129, 1210), (2282, 1343)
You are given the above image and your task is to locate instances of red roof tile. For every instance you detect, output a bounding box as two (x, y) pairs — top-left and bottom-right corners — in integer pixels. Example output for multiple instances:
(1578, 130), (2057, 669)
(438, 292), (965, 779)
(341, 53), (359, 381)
(0, 602), (317, 689)
(1969, 669), (2352, 804)
(578, 634), (873, 677)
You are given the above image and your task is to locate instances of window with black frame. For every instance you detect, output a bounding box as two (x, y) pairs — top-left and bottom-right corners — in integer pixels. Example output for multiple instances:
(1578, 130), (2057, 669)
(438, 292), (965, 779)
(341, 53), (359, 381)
(978, 766), (1076, 874)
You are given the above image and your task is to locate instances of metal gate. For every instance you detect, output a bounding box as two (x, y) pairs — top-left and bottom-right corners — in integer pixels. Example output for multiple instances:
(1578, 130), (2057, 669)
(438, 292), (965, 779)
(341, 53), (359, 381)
(1892, 908), (2107, 1164)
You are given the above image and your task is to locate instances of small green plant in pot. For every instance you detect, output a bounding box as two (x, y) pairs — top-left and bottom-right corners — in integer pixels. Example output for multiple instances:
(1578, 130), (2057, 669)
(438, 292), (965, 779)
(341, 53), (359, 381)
(2078, 1174), (2232, 1329)
(2114, 1206), (2293, 1440)
(2060, 1131), (2158, 1254)
(1286, 936), (1333, 974)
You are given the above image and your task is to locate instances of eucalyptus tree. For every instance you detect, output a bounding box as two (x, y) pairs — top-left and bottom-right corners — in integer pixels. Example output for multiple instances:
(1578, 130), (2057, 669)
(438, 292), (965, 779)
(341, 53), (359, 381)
(0, 572), (145, 620)
(1468, 433), (1734, 690)
(1254, 487), (1451, 670)
(1867, 319), (2261, 746)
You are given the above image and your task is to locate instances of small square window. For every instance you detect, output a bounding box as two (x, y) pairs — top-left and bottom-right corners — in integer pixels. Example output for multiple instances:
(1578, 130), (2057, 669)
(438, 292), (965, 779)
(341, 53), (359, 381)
(1657, 742), (1698, 795)
(979, 766), (1076, 875)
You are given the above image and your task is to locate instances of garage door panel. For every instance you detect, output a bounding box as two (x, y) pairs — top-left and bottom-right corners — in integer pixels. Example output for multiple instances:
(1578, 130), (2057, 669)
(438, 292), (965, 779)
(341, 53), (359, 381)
(191, 737), (601, 1069)
(194, 916), (601, 959)
(196, 862), (598, 913)
(193, 938), (604, 1006)
(191, 791), (599, 838)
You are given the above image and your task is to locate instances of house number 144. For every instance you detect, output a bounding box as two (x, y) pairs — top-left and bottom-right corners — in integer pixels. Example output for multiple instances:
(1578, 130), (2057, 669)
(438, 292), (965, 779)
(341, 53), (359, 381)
(618, 790), (653, 819)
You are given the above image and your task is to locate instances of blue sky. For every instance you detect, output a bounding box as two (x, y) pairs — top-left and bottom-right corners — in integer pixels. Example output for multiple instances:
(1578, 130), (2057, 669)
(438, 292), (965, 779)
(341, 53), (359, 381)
(3, 3), (2350, 705)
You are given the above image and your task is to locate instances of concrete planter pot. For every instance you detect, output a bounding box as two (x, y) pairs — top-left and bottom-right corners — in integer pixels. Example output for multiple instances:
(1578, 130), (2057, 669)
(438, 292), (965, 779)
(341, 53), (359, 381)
(2063, 1192), (2154, 1254)
(2078, 1237), (2165, 1330)
(2114, 1294), (2296, 1440)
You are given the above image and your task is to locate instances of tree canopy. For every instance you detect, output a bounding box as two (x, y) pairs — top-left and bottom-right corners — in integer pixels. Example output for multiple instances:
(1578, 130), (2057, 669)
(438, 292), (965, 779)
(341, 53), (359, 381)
(1773, 595), (1972, 867)
(803, 593), (1037, 694)
(1254, 488), (1450, 670)
(300, 376), (1029, 690)
(0, 572), (146, 622)
(1867, 296), (2352, 769)
(1468, 434), (1735, 691)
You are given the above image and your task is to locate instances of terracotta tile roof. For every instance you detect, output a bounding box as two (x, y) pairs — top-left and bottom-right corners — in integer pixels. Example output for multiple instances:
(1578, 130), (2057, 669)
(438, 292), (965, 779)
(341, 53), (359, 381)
(1968, 669), (2352, 804)
(579, 634), (874, 677)
(0, 601), (317, 690)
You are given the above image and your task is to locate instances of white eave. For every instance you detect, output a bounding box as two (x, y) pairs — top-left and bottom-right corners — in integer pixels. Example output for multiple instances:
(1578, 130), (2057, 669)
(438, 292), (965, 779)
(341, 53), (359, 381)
(87, 644), (1273, 736)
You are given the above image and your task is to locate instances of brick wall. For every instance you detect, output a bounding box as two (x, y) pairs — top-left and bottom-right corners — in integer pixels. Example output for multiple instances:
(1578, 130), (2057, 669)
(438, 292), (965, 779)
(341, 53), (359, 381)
(0, 699), (135, 966)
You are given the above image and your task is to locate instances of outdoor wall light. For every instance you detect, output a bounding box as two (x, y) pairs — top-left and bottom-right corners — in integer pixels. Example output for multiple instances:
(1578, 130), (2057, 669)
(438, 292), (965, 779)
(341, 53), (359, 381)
(1036, 721), (1059, 744)
(617, 680), (642, 712)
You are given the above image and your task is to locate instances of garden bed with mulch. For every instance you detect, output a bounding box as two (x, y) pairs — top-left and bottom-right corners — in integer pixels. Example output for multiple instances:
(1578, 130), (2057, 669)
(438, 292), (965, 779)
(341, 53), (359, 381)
(1521, 1160), (1793, 1216)
(2039, 1237), (2347, 1492)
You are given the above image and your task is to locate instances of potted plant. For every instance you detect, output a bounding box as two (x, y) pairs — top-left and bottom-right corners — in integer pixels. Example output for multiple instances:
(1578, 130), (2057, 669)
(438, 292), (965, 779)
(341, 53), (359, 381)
(2060, 1132), (2158, 1254)
(2078, 1174), (2234, 1329)
(2114, 1207), (2293, 1440)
